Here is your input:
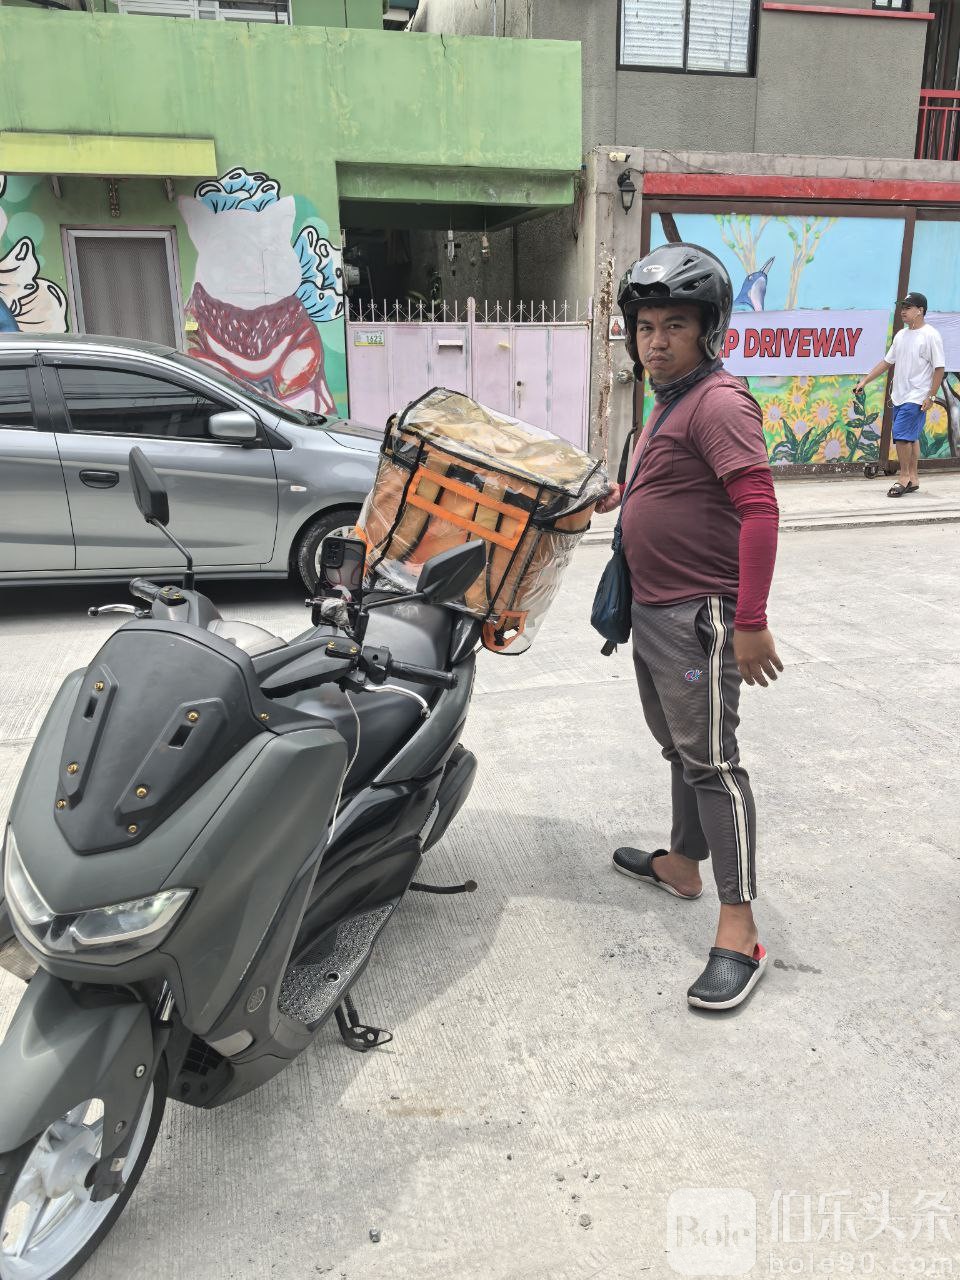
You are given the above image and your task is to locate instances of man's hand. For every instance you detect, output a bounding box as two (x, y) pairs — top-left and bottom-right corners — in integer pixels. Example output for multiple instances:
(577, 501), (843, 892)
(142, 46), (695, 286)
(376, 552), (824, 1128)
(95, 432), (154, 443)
(595, 485), (623, 515)
(733, 628), (783, 688)
(922, 395), (934, 412)
(853, 379), (866, 395)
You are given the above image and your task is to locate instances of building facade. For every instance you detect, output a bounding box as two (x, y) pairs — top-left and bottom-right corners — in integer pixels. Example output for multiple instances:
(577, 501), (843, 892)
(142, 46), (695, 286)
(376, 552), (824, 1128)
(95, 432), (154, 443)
(416, 0), (960, 473)
(0, 3), (580, 416)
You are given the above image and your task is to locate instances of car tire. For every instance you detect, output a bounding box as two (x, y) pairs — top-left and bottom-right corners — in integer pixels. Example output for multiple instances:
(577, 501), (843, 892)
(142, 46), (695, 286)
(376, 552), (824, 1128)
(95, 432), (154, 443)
(295, 508), (362, 593)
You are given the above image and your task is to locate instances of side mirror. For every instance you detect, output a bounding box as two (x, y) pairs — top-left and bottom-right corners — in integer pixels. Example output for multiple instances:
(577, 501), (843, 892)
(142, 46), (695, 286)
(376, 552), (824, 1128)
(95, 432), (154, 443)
(209, 410), (258, 444)
(416, 542), (486, 605)
(128, 446), (169, 526)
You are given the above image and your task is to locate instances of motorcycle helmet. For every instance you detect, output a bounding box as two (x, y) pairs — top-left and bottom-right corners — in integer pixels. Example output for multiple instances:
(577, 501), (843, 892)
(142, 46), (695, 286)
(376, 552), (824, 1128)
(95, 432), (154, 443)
(617, 243), (733, 361)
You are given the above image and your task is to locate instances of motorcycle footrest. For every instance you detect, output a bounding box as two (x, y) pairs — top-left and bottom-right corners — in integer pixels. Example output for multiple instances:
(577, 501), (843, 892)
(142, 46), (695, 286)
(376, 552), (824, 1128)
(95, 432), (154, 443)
(277, 902), (396, 1028)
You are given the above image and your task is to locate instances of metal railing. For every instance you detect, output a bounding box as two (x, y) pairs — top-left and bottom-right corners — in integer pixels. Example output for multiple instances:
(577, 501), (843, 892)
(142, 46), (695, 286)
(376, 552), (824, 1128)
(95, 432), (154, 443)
(344, 298), (591, 325)
(917, 89), (960, 162)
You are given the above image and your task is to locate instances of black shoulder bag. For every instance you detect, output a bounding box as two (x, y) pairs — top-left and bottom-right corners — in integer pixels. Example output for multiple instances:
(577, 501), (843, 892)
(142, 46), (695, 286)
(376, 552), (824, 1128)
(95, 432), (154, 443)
(590, 390), (689, 655)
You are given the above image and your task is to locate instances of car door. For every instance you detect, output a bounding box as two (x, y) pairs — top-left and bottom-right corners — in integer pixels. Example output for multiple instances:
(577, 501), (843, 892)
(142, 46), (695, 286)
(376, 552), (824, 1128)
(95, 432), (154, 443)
(0, 355), (75, 575)
(43, 355), (279, 573)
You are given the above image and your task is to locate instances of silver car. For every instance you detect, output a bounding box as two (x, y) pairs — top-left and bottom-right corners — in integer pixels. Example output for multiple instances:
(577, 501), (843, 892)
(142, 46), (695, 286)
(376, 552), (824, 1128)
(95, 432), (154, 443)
(0, 333), (382, 591)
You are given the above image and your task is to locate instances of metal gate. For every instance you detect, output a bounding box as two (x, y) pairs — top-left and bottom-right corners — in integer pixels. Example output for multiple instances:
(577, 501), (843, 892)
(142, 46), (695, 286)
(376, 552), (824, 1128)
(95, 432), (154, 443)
(345, 297), (592, 448)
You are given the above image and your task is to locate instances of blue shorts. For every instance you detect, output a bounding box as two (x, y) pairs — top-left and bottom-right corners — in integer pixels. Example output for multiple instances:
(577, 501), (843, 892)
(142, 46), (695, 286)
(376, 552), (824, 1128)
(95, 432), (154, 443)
(892, 402), (926, 443)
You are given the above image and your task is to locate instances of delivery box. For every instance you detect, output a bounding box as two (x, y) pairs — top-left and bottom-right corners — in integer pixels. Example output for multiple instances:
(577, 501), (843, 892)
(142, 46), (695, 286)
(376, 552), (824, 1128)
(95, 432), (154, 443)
(356, 388), (608, 653)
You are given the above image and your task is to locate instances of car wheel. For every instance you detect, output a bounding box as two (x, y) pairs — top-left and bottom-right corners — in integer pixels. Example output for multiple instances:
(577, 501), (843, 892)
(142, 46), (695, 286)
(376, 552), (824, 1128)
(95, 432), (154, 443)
(295, 508), (362, 593)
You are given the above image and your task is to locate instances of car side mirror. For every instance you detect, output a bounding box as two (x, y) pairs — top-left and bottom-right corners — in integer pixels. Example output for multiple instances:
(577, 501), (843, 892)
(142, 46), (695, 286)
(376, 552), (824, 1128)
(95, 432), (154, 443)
(128, 446), (169, 526)
(209, 410), (258, 444)
(416, 542), (486, 605)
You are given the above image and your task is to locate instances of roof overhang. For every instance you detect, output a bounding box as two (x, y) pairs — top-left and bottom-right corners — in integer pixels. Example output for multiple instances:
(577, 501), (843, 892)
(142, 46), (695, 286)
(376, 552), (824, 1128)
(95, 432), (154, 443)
(0, 131), (217, 178)
(337, 162), (574, 232)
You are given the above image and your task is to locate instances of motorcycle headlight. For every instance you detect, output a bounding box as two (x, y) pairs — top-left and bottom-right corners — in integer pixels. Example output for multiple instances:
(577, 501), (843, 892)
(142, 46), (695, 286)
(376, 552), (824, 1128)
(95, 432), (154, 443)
(2, 825), (191, 964)
(2, 827), (53, 929)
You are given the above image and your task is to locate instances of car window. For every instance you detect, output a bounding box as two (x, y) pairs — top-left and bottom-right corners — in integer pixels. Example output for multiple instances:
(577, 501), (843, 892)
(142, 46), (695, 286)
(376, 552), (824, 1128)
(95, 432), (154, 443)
(0, 367), (35, 430)
(58, 366), (230, 441)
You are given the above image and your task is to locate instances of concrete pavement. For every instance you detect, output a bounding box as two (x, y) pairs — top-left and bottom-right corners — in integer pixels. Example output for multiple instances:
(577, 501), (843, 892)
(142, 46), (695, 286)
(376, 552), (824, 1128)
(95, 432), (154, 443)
(583, 468), (960, 543)
(0, 522), (959, 1278)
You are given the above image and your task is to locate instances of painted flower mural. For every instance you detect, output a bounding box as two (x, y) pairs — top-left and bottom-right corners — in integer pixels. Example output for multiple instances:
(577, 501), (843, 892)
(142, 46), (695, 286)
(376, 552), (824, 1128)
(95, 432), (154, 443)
(179, 167), (344, 414)
(0, 176), (68, 334)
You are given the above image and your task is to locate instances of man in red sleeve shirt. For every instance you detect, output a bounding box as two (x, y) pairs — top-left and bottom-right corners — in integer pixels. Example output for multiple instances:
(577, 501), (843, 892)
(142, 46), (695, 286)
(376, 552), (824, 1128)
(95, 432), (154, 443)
(598, 243), (782, 1011)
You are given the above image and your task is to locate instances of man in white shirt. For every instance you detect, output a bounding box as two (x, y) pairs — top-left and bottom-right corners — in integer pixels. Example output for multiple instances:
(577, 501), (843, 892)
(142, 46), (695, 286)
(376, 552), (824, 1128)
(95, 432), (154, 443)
(855, 291), (945, 497)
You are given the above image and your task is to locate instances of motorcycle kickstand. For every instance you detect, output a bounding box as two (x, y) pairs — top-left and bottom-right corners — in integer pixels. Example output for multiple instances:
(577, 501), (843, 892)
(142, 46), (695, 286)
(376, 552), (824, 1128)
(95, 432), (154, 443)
(409, 879), (478, 895)
(335, 991), (393, 1053)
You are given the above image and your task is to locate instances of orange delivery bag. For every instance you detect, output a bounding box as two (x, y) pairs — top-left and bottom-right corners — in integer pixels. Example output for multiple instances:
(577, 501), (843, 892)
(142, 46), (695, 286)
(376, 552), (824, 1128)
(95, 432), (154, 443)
(355, 387), (609, 653)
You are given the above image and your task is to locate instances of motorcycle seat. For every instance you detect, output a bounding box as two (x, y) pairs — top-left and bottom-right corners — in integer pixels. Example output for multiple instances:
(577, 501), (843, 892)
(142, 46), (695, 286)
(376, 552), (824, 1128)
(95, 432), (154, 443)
(208, 618), (288, 658)
(280, 598), (456, 790)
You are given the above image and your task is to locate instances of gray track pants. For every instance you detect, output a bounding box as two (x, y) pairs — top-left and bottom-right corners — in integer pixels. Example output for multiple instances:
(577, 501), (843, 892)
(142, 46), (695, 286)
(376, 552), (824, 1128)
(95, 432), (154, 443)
(631, 596), (757, 904)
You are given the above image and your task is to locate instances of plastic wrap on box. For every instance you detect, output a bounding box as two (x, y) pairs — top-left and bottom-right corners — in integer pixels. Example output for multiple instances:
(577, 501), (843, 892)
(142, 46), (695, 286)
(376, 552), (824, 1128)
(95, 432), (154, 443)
(357, 388), (608, 653)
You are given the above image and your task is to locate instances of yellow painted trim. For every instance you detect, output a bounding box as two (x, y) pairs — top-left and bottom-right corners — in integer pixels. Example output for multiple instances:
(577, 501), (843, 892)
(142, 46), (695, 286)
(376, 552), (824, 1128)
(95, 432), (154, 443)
(0, 132), (217, 178)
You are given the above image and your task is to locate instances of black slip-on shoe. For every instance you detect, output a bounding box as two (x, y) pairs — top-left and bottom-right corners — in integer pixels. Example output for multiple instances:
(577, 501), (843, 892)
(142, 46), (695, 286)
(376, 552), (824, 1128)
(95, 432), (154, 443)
(612, 847), (703, 900)
(687, 943), (767, 1010)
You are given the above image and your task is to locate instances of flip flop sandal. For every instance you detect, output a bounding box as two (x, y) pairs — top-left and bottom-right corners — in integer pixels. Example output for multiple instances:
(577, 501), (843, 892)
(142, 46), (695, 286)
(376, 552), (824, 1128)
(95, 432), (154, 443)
(687, 943), (768, 1010)
(904, 483), (920, 494)
(887, 483), (906, 498)
(612, 847), (702, 899)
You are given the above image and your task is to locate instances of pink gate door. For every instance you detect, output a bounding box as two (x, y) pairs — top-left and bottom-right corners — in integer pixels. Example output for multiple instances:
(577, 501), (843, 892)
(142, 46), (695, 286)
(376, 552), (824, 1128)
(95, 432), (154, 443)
(473, 316), (590, 447)
(346, 300), (591, 448)
(346, 316), (471, 428)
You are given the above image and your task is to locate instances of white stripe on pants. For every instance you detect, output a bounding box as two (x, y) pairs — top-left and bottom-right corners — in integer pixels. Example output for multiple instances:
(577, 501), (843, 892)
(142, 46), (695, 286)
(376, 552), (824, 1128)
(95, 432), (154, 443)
(630, 596), (758, 904)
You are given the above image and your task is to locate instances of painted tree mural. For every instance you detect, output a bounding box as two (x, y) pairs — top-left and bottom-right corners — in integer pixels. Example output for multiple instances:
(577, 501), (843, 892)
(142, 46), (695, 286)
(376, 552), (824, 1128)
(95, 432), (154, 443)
(779, 215), (836, 310)
(715, 212), (774, 275)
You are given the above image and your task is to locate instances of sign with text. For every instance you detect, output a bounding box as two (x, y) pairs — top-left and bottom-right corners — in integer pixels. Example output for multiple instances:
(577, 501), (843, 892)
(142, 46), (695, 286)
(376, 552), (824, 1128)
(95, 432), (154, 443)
(721, 310), (888, 376)
(353, 329), (385, 347)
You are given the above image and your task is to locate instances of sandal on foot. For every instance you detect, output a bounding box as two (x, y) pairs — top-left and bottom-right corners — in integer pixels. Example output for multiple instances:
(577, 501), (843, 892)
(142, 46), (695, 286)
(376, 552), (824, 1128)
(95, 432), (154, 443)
(687, 943), (767, 1010)
(904, 482), (920, 494)
(612, 847), (702, 899)
(887, 483), (906, 498)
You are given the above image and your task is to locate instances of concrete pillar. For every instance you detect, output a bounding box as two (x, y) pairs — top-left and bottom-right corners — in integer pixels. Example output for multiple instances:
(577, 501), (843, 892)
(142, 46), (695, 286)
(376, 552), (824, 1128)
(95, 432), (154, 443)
(587, 145), (645, 469)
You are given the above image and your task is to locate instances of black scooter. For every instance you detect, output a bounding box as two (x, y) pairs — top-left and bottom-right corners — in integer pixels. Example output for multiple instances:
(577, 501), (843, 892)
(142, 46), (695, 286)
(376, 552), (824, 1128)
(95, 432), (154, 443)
(0, 447), (486, 1280)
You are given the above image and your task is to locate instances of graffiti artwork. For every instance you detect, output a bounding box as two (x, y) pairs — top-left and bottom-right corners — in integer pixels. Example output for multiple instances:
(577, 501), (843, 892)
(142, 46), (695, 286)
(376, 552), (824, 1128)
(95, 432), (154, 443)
(0, 176), (68, 334)
(649, 213), (925, 465)
(179, 168), (344, 414)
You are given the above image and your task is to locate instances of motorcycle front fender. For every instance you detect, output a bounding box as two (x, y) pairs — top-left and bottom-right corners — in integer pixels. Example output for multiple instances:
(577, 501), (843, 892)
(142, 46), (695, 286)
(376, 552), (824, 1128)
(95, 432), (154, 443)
(0, 969), (156, 1160)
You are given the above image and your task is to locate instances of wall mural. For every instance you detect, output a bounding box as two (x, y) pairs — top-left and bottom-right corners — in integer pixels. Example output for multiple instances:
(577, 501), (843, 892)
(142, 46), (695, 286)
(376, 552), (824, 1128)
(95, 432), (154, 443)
(648, 213), (940, 466)
(0, 176), (69, 334)
(179, 167), (344, 414)
(909, 219), (960, 462)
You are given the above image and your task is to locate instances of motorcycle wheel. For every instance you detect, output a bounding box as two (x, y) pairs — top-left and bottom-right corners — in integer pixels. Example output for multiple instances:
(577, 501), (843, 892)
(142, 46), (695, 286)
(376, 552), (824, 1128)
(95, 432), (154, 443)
(0, 1059), (167, 1280)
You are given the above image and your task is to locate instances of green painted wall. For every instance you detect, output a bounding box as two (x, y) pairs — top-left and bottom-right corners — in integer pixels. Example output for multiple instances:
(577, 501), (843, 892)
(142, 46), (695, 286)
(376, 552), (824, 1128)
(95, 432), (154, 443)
(0, 9), (580, 413)
(2, 0), (384, 24)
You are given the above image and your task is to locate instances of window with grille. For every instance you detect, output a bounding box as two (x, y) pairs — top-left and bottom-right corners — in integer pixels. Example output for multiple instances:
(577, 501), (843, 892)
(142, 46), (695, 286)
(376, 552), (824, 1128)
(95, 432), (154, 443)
(67, 232), (181, 347)
(117, 0), (289, 22)
(620, 0), (758, 74)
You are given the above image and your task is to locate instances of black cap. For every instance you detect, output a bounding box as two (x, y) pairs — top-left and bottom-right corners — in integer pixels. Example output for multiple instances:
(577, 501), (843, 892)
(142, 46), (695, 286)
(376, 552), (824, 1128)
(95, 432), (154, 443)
(899, 291), (928, 312)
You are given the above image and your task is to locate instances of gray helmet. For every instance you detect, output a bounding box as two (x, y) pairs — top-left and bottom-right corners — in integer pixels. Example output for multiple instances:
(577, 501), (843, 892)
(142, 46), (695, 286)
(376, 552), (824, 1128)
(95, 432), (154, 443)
(617, 243), (733, 360)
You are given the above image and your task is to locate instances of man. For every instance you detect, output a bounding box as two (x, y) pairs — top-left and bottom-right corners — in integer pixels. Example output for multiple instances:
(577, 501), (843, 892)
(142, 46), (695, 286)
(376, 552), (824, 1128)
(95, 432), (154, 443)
(596, 243), (781, 1011)
(854, 292), (944, 498)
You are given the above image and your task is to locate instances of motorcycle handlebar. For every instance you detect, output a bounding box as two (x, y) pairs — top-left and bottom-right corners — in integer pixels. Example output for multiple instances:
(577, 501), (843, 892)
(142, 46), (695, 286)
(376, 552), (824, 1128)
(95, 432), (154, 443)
(128, 578), (162, 604)
(385, 659), (457, 690)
